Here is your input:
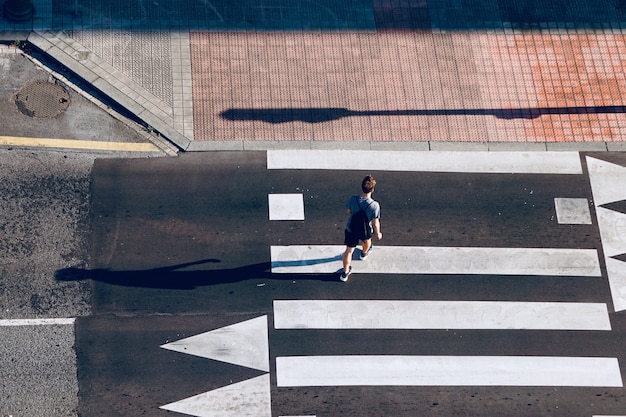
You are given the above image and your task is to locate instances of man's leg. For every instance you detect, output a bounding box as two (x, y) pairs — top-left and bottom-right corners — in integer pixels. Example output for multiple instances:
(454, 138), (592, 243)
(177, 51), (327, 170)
(361, 238), (372, 254)
(343, 246), (355, 274)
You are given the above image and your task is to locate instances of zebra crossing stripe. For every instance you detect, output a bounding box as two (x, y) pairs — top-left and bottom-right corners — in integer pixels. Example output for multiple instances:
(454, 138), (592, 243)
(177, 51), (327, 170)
(270, 245), (601, 277)
(268, 194), (305, 220)
(266, 150), (583, 174)
(276, 356), (623, 387)
(273, 300), (611, 330)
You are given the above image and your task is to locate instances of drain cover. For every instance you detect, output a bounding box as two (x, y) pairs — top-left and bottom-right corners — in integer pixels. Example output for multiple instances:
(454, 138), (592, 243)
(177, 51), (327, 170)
(14, 81), (70, 118)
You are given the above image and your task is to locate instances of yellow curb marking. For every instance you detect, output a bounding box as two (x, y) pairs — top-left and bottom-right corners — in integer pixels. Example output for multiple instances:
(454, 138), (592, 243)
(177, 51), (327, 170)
(0, 135), (160, 152)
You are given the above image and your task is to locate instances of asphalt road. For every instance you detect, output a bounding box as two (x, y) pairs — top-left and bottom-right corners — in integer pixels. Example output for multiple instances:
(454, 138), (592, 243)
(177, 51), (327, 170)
(0, 52), (161, 413)
(0, 147), (155, 416)
(65, 151), (626, 417)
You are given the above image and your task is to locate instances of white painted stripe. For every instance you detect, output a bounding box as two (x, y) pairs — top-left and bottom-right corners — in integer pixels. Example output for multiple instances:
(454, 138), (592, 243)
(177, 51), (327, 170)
(267, 150), (583, 174)
(276, 356), (623, 387)
(270, 245), (601, 277)
(554, 198), (592, 225)
(0, 318), (76, 326)
(273, 300), (611, 330)
(268, 194), (305, 220)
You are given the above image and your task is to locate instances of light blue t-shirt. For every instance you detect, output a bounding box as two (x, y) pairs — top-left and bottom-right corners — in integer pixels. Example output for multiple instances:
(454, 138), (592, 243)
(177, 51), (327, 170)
(346, 195), (381, 232)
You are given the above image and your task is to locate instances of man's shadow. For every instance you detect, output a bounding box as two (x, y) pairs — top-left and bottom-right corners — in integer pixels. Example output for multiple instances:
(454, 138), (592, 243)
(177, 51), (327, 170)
(55, 258), (340, 290)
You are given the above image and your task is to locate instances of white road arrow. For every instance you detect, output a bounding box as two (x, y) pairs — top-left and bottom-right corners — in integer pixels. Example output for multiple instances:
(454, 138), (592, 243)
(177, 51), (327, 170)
(160, 315), (269, 372)
(160, 374), (271, 417)
(587, 157), (626, 206)
(159, 316), (271, 417)
(587, 157), (626, 312)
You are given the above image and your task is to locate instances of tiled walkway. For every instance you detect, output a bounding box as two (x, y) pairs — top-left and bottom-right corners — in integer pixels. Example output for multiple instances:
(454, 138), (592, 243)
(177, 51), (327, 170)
(2, 0), (626, 149)
(191, 31), (626, 144)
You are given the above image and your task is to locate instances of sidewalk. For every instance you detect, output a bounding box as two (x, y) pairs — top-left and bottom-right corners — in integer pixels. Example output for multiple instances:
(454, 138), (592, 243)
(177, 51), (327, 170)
(2, 0), (626, 151)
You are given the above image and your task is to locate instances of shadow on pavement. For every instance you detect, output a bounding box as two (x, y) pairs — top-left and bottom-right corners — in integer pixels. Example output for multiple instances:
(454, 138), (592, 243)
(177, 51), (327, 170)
(55, 258), (338, 289)
(9, 0), (626, 31)
(221, 105), (626, 124)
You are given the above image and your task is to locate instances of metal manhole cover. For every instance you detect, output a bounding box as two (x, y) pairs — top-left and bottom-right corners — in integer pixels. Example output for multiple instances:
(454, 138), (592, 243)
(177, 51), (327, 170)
(14, 81), (70, 118)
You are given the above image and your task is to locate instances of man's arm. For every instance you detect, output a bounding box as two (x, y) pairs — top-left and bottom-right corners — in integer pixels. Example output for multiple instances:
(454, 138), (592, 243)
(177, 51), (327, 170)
(372, 218), (382, 240)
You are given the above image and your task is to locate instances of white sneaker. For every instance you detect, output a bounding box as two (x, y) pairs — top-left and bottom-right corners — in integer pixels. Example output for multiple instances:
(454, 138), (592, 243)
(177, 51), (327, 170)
(340, 266), (352, 282)
(360, 246), (373, 260)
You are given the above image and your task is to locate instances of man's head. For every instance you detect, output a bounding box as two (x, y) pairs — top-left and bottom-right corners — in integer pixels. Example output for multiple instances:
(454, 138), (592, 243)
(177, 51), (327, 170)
(361, 175), (377, 194)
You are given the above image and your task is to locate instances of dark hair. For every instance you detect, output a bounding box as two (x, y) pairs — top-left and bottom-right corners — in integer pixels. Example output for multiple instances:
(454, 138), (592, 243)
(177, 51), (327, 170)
(361, 175), (376, 193)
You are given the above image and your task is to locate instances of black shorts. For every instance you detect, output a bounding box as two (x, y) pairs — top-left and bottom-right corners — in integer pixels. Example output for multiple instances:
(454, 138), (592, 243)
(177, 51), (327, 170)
(344, 229), (370, 248)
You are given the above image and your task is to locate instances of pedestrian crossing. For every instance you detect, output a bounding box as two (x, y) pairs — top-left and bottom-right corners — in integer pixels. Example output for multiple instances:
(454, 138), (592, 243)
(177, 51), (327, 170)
(266, 151), (622, 415)
(159, 151), (626, 417)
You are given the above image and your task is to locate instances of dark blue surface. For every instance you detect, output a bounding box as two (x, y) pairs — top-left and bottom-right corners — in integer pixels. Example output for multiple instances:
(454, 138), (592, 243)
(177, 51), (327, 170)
(48, 0), (626, 31)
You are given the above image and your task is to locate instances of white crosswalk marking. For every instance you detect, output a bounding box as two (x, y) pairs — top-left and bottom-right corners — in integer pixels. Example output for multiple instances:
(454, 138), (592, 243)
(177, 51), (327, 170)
(271, 245), (601, 276)
(162, 151), (624, 417)
(267, 150), (583, 174)
(273, 300), (612, 330)
(259, 151), (625, 406)
(276, 356), (623, 387)
(587, 157), (626, 312)
(268, 194), (305, 220)
(554, 197), (592, 224)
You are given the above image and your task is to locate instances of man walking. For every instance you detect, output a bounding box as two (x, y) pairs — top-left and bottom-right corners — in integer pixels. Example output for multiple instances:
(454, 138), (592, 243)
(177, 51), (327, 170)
(341, 175), (382, 282)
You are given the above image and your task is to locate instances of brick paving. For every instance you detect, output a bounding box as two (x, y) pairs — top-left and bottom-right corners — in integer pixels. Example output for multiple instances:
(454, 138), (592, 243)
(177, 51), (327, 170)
(2, 0), (626, 148)
(191, 31), (626, 144)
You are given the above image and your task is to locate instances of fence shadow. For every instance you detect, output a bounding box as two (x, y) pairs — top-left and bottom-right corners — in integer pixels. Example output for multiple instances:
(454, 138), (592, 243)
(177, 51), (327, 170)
(221, 106), (626, 124)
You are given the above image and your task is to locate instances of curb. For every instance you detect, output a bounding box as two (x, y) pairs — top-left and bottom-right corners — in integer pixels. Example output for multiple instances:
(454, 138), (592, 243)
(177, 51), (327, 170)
(187, 139), (626, 152)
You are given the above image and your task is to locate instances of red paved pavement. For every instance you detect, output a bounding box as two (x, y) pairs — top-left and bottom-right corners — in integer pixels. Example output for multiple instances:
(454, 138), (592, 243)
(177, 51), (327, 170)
(191, 31), (626, 144)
